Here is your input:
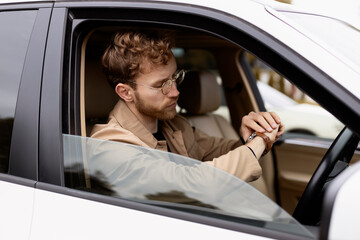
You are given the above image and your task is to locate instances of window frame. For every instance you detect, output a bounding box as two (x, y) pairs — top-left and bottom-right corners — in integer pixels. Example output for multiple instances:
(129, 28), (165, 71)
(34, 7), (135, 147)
(38, 2), (332, 239)
(0, 10), (37, 174)
(2, 5), (53, 181)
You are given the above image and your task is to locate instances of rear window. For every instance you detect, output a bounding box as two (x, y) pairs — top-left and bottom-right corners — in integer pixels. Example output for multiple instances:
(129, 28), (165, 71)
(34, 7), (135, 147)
(0, 10), (37, 173)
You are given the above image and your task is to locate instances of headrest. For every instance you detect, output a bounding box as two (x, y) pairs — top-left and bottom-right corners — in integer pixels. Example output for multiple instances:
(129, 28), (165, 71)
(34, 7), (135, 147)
(178, 71), (221, 114)
(85, 60), (119, 119)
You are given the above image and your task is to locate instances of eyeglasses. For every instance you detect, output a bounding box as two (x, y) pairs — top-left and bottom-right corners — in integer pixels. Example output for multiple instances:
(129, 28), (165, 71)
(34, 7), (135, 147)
(129, 69), (186, 95)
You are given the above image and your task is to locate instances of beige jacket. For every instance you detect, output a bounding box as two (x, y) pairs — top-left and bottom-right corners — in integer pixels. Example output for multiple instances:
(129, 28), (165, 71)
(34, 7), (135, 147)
(91, 100), (261, 182)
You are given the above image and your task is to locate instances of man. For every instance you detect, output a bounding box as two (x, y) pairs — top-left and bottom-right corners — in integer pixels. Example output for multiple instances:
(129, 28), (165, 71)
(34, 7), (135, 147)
(91, 30), (284, 182)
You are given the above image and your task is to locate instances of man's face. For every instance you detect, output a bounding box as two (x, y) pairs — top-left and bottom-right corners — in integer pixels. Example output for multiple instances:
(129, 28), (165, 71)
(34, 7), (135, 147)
(132, 56), (179, 121)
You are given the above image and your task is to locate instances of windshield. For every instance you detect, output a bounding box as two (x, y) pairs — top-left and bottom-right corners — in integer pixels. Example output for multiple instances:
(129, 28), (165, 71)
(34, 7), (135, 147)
(63, 134), (313, 238)
(280, 12), (360, 71)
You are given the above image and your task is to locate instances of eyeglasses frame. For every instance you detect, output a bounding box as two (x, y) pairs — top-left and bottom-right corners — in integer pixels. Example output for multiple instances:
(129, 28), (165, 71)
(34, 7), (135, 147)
(128, 69), (186, 95)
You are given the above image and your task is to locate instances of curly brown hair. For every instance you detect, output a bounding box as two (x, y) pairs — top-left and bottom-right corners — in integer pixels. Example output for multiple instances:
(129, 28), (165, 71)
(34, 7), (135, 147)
(102, 31), (175, 89)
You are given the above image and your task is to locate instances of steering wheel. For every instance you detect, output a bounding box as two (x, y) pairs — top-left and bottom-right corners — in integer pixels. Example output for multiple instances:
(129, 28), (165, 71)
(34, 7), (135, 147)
(292, 127), (360, 225)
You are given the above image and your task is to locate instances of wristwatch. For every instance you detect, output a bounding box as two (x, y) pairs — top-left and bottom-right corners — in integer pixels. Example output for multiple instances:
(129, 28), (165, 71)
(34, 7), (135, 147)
(246, 132), (272, 156)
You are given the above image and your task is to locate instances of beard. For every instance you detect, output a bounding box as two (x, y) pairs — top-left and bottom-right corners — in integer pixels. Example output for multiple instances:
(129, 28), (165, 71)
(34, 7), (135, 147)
(134, 92), (178, 120)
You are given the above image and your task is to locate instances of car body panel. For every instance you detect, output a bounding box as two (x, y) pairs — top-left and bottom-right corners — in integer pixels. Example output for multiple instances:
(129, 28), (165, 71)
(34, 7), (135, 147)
(268, 7), (360, 76)
(153, 0), (360, 96)
(0, 179), (35, 240)
(30, 188), (267, 240)
(321, 161), (360, 239)
(328, 167), (360, 239)
(1, 0), (360, 239)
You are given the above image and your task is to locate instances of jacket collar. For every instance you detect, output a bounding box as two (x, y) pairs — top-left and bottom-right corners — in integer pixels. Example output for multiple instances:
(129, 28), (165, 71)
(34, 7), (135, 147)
(111, 100), (159, 148)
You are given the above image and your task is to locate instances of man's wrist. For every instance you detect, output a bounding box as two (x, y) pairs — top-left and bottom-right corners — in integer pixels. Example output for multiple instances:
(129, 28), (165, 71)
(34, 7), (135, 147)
(246, 132), (273, 156)
(255, 132), (272, 156)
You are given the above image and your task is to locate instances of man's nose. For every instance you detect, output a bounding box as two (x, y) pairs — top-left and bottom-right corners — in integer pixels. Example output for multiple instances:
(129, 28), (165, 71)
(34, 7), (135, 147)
(167, 82), (180, 97)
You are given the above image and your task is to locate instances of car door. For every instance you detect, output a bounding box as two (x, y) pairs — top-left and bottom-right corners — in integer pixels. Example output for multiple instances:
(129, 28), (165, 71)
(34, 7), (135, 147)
(33, 1), (360, 239)
(31, 133), (316, 240)
(32, 2), (321, 239)
(0, 2), (52, 239)
(236, 30), (360, 215)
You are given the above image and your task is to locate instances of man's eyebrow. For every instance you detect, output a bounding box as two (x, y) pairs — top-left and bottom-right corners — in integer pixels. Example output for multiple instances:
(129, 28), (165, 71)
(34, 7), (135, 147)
(156, 70), (178, 83)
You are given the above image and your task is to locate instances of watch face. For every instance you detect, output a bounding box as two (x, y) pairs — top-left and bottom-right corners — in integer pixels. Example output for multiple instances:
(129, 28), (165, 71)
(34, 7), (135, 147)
(246, 132), (257, 143)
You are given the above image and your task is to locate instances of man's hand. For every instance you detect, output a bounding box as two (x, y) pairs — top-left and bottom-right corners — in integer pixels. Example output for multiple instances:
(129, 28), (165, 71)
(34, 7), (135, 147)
(240, 111), (285, 142)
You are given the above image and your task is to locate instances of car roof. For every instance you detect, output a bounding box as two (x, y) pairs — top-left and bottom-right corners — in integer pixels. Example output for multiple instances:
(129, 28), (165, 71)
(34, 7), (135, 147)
(3, 0), (359, 88)
(3, 0), (360, 111)
(0, 0), (49, 3)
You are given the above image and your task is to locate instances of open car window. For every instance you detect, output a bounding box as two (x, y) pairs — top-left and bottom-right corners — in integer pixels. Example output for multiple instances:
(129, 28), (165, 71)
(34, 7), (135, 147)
(245, 52), (344, 140)
(63, 134), (313, 238)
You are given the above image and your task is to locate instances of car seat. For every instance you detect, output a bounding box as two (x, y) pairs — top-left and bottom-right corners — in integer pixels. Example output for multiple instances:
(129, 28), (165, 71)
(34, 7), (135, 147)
(178, 70), (270, 194)
(177, 70), (239, 140)
(84, 60), (119, 136)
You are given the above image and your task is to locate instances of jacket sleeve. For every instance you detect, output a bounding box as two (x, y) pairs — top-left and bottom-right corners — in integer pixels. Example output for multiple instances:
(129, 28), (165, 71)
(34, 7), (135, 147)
(193, 127), (262, 182)
(204, 146), (262, 182)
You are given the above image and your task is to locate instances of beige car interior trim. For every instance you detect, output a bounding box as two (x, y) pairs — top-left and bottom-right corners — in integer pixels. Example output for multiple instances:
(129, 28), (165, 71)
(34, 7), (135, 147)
(275, 142), (325, 213)
(80, 31), (94, 137)
(283, 138), (332, 149)
(80, 30), (94, 188)
(213, 48), (275, 200)
(275, 139), (360, 214)
(236, 50), (276, 201)
(236, 51), (260, 113)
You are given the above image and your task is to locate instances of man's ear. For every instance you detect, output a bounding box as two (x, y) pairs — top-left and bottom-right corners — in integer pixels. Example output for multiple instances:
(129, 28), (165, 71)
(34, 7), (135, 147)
(115, 83), (134, 102)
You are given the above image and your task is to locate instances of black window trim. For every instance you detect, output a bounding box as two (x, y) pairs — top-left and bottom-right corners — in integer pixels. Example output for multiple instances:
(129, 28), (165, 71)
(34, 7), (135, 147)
(0, 172), (36, 188)
(39, 7), (67, 185)
(8, 6), (53, 180)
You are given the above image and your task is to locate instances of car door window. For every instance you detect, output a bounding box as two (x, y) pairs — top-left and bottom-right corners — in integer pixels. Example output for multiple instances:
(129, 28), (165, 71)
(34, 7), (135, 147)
(60, 6), (351, 237)
(0, 10), (37, 173)
(246, 52), (344, 140)
(63, 134), (313, 238)
(243, 52), (352, 214)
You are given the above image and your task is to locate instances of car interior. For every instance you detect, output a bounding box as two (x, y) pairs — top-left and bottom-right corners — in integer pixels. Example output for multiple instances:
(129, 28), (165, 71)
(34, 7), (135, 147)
(81, 26), (275, 200)
(75, 25), (360, 224)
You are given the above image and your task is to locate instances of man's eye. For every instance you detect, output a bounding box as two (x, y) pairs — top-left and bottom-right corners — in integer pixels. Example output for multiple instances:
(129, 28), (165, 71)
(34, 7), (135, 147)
(154, 83), (164, 88)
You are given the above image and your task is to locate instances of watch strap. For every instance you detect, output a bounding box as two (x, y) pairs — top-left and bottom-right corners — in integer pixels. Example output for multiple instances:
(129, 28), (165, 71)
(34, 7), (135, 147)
(255, 132), (272, 156)
(245, 131), (273, 156)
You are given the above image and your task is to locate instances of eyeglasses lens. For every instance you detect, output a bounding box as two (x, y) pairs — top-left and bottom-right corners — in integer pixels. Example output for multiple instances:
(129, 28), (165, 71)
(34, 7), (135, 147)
(162, 70), (185, 95)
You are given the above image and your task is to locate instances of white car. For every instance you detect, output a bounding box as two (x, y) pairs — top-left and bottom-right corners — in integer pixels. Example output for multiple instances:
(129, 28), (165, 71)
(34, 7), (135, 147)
(257, 81), (344, 139)
(1, 0), (360, 239)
